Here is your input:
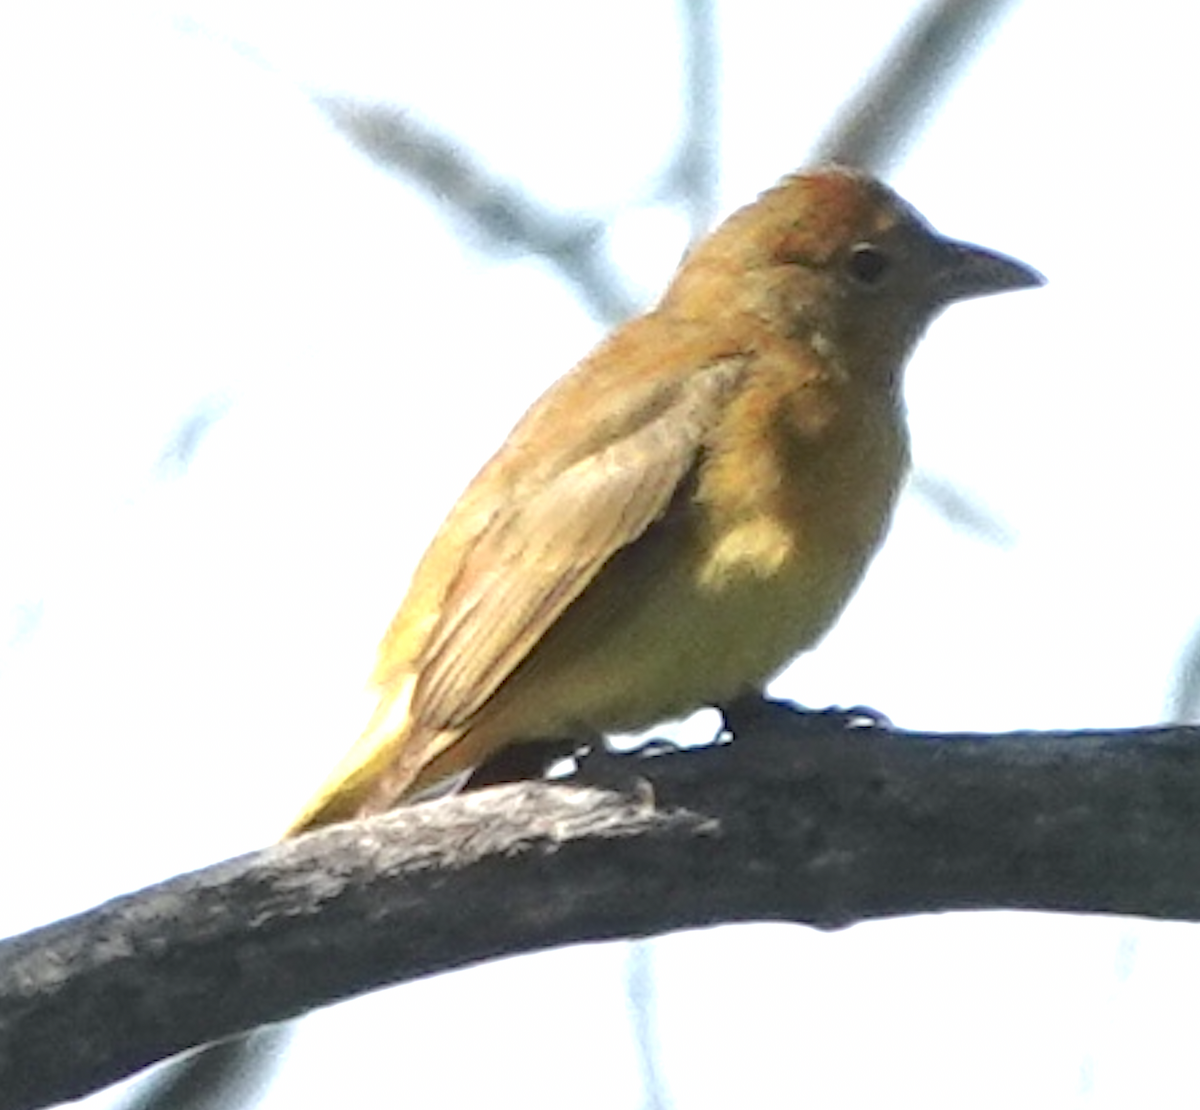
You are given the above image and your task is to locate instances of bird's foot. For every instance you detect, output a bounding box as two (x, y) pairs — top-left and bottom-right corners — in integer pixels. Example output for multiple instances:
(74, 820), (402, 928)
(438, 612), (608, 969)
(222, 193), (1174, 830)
(465, 736), (588, 791)
(570, 734), (683, 801)
(717, 692), (890, 741)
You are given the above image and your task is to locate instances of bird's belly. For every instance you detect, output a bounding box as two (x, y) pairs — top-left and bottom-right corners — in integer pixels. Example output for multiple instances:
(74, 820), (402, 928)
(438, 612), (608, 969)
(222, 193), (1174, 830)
(602, 536), (868, 727)
(486, 509), (879, 738)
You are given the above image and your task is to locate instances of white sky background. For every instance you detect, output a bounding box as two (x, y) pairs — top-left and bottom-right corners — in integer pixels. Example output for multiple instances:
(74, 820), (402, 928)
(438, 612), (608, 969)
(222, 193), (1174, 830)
(2, 2), (1200, 1107)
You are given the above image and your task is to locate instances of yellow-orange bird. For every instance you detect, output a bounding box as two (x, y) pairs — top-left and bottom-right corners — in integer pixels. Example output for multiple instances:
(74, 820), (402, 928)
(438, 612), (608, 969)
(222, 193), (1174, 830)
(287, 165), (1042, 835)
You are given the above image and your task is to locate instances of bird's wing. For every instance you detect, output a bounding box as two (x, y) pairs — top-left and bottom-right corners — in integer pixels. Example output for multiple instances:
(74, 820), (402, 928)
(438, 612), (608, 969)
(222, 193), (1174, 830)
(283, 335), (748, 835)
(408, 352), (746, 733)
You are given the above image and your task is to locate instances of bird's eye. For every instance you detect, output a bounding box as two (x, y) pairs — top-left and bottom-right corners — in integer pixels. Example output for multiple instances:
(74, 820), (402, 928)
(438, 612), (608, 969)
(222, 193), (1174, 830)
(846, 243), (891, 286)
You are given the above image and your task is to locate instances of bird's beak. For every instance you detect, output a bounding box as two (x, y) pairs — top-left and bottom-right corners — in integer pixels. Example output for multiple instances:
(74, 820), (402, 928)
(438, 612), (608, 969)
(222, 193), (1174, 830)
(933, 238), (1046, 305)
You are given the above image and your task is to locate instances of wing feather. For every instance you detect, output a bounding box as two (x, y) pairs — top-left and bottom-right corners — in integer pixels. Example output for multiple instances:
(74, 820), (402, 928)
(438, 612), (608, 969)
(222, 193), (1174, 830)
(410, 354), (746, 731)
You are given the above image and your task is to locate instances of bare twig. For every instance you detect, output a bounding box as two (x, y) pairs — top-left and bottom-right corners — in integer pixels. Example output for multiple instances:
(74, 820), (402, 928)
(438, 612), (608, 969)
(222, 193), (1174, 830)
(117, 1031), (290, 1110)
(623, 8), (722, 1099)
(154, 395), (232, 482)
(626, 941), (672, 1110)
(908, 470), (1015, 548)
(809, 0), (1030, 542)
(810, 0), (1023, 174)
(7, 715), (1200, 1110)
(315, 99), (640, 325)
(662, 0), (721, 243)
(1167, 622), (1200, 721)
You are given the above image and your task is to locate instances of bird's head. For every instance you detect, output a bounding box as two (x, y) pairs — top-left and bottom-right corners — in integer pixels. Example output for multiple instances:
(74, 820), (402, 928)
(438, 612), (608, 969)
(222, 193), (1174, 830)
(661, 166), (1044, 387)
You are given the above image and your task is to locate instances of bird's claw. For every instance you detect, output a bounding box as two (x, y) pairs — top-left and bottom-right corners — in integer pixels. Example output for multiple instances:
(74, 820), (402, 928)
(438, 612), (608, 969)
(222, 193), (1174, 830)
(718, 693), (891, 739)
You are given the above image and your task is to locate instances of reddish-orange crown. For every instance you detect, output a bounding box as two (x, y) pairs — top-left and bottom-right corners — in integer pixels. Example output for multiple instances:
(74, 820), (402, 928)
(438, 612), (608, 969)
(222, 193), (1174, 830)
(701, 167), (910, 270)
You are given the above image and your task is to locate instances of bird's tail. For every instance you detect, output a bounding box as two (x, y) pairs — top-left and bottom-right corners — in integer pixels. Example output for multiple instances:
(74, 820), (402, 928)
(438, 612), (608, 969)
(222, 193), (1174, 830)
(282, 676), (423, 836)
(111, 684), (454, 1110)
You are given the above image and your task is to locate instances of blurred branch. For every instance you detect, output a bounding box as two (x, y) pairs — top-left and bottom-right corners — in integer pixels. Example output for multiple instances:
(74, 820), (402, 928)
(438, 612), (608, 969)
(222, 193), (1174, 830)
(626, 941), (671, 1110)
(661, 0), (721, 242)
(8, 715), (1200, 1110)
(1167, 622), (1200, 721)
(2, 601), (44, 652)
(315, 99), (640, 325)
(810, 0), (1023, 175)
(908, 471), (1015, 548)
(118, 1031), (290, 1110)
(153, 395), (232, 482)
(622, 8), (721, 1102)
(812, 0), (1030, 543)
(314, 1), (722, 323)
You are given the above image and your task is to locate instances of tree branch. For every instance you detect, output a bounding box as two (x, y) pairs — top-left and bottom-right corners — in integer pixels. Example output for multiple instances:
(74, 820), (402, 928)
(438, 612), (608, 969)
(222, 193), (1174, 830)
(6, 713), (1200, 1110)
(1169, 620), (1200, 720)
(661, 0), (721, 243)
(809, 0), (1024, 174)
(314, 99), (641, 325)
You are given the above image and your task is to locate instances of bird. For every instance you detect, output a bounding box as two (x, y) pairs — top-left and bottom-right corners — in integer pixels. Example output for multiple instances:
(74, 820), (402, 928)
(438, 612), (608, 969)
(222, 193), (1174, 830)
(282, 164), (1043, 836)
(116, 166), (1042, 1110)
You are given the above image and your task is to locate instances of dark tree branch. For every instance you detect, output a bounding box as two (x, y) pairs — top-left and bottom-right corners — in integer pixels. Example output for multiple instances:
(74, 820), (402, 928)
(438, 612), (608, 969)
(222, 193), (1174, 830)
(809, 0), (1023, 174)
(5, 715), (1200, 1110)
